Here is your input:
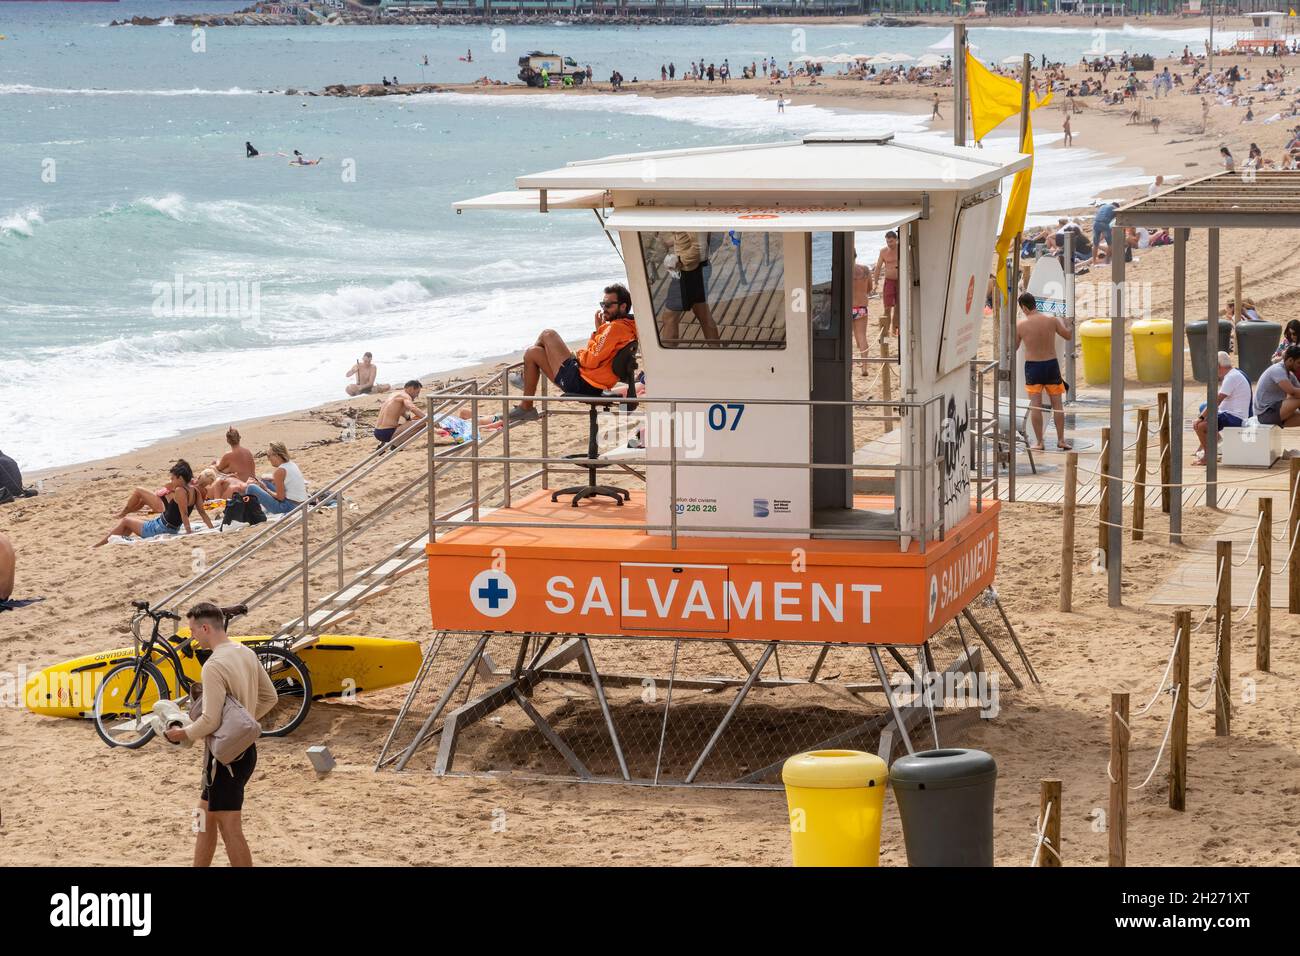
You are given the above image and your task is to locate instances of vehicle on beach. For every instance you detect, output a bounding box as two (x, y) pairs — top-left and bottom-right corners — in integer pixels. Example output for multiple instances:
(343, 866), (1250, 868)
(518, 51), (584, 88)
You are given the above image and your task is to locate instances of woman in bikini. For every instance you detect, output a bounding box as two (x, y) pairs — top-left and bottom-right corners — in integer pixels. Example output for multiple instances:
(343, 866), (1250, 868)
(96, 460), (213, 546)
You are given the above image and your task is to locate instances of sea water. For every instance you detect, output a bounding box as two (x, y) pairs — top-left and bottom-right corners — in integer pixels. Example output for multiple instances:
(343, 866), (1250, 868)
(0, 2), (1203, 470)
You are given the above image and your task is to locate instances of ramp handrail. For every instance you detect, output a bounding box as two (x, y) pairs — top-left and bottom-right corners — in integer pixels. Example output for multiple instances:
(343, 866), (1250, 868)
(149, 374), (499, 617)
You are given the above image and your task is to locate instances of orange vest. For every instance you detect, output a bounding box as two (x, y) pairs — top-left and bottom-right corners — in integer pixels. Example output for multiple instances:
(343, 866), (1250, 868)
(576, 317), (637, 390)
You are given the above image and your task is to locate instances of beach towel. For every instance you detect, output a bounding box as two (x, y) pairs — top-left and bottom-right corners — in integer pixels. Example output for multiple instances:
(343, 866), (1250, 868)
(0, 597), (44, 612)
(107, 510), (289, 546)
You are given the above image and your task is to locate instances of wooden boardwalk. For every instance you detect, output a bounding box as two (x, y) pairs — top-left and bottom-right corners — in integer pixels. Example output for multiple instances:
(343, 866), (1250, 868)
(1146, 488), (1293, 608)
(1000, 481), (1248, 511)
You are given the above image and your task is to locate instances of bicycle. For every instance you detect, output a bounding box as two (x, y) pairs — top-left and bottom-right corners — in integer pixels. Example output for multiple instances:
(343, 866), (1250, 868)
(91, 600), (313, 749)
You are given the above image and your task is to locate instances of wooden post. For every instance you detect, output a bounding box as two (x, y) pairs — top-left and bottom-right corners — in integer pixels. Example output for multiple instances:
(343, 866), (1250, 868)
(1109, 692), (1129, 867)
(1158, 391), (1172, 514)
(1258, 497), (1272, 673)
(1290, 457), (1300, 614)
(1170, 609), (1191, 812)
(1215, 540), (1232, 738)
(1099, 426), (1111, 556)
(1133, 408), (1148, 542)
(1038, 779), (1062, 868)
(1060, 451), (1078, 613)
(881, 339), (893, 436)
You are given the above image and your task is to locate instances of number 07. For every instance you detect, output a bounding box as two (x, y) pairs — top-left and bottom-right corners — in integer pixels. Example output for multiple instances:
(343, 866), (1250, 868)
(707, 403), (745, 431)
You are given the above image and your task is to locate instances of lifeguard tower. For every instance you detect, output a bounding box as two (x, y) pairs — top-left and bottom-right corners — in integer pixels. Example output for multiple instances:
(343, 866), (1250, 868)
(1235, 11), (1291, 52)
(378, 133), (1038, 786)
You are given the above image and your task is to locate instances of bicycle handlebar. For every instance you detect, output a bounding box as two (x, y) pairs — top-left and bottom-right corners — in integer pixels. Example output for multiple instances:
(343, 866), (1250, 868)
(130, 600), (180, 622)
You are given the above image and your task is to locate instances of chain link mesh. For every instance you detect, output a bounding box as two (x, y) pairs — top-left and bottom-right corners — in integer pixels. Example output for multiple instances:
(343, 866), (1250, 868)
(378, 603), (1014, 787)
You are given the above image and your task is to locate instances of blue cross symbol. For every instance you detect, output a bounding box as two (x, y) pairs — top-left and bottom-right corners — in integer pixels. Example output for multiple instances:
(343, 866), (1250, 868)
(478, 577), (510, 609)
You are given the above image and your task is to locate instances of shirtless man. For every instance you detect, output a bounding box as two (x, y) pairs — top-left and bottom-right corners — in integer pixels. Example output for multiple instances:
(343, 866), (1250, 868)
(1015, 291), (1073, 451)
(216, 428), (256, 482)
(346, 352), (391, 397)
(873, 230), (900, 342)
(851, 253), (875, 374)
(374, 380), (425, 446)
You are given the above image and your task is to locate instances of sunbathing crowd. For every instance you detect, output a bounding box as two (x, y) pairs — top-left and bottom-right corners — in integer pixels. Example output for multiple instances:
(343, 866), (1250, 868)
(95, 429), (310, 546)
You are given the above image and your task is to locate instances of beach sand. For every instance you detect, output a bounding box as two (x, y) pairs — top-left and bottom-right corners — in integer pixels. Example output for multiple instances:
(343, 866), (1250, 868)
(4, 48), (1300, 866)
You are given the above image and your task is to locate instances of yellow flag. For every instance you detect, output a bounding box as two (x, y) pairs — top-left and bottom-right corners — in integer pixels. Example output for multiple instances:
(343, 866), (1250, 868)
(993, 115), (1034, 299)
(965, 50), (1050, 297)
(965, 50), (1052, 141)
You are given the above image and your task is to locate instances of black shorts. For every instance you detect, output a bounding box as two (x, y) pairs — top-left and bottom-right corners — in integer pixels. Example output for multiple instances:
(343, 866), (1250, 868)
(554, 357), (604, 397)
(201, 743), (257, 812)
(678, 261), (709, 309)
(1257, 402), (1283, 425)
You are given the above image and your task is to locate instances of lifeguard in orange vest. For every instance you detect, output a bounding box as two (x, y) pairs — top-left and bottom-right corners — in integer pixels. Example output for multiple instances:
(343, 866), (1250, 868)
(508, 283), (638, 424)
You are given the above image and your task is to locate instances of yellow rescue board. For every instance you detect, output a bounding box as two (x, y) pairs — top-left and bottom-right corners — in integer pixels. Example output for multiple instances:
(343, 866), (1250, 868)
(24, 633), (423, 718)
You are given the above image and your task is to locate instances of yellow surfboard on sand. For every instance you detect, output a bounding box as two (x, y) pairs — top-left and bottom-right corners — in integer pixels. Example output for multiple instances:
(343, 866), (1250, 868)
(24, 632), (422, 719)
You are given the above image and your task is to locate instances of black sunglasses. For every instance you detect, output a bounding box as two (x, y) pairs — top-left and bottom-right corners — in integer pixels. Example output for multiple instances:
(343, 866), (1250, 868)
(599, 300), (621, 310)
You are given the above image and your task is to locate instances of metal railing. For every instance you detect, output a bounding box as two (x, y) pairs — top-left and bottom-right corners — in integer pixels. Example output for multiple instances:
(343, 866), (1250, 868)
(149, 368), (521, 642)
(970, 357), (1001, 508)
(425, 388), (950, 551)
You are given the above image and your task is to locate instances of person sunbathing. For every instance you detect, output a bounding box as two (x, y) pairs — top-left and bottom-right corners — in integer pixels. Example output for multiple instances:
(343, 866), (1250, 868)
(114, 469), (221, 519)
(96, 460), (213, 546)
(374, 381), (426, 446)
(215, 427), (256, 483)
(507, 283), (638, 424)
(225, 442), (307, 516)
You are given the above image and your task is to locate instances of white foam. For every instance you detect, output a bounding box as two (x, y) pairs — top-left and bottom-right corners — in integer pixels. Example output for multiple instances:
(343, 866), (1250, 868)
(0, 207), (43, 237)
(433, 90), (926, 137)
(0, 84), (260, 97)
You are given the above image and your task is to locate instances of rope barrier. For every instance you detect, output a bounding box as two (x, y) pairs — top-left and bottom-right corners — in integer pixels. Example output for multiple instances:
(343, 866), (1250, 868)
(1191, 553), (1228, 634)
(1074, 460), (1294, 487)
(1189, 614), (1226, 711)
(1232, 511), (1266, 567)
(1030, 800), (1062, 866)
(1106, 685), (1183, 791)
(1133, 627), (1181, 717)
(1236, 565), (1268, 623)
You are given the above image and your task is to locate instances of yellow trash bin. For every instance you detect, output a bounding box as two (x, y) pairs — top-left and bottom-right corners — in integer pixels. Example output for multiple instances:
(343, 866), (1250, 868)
(1132, 317), (1174, 385)
(782, 749), (888, 867)
(1079, 319), (1112, 386)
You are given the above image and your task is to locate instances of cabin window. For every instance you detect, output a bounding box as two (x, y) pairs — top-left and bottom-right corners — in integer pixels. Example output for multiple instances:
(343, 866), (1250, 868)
(639, 231), (786, 349)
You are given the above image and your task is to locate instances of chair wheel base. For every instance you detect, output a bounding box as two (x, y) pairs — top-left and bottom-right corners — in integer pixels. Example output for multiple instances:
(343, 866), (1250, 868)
(551, 485), (630, 507)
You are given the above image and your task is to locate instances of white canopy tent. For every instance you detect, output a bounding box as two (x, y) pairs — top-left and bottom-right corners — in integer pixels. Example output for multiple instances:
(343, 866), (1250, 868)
(928, 31), (978, 53)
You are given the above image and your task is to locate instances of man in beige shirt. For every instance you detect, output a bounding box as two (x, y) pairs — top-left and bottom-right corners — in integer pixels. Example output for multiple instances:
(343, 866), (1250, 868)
(165, 602), (278, 867)
(659, 232), (719, 344)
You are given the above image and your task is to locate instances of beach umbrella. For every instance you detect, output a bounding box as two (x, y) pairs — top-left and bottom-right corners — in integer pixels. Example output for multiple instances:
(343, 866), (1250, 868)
(1001, 54), (1027, 65)
(886, 52), (916, 63)
(916, 53), (945, 68)
(793, 54), (816, 63)
(830, 54), (858, 65)
(863, 54), (895, 66)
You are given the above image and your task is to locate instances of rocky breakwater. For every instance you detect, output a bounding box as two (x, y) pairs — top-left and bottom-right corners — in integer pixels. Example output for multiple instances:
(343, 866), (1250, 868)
(319, 83), (443, 97)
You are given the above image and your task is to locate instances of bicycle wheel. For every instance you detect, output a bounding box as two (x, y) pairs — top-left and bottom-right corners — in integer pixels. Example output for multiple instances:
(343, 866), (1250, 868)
(252, 645), (312, 737)
(92, 659), (170, 749)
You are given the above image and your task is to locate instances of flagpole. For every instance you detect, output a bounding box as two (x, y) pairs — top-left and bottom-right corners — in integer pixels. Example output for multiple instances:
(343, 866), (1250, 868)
(1003, 51), (1032, 502)
(953, 21), (967, 147)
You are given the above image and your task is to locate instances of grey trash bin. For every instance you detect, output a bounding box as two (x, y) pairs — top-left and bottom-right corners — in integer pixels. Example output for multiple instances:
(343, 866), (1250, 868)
(1236, 321), (1282, 384)
(1186, 319), (1234, 383)
(889, 748), (997, 867)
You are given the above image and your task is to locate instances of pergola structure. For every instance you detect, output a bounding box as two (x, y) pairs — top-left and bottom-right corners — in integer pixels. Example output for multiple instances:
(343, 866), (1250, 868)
(1107, 169), (1300, 607)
